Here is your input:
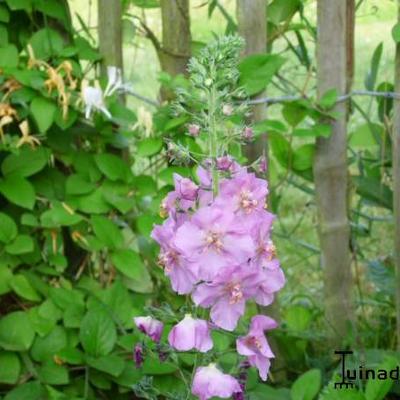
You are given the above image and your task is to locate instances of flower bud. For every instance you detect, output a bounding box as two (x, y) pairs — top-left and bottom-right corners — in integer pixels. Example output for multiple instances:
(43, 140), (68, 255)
(188, 123), (200, 137)
(168, 314), (213, 353)
(134, 316), (163, 343)
(258, 153), (267, 173)
(222, 104), (234, 116)
(216, 155), (233, 171)
(134, 343), (144, 368)
(242, 127), (254, 141)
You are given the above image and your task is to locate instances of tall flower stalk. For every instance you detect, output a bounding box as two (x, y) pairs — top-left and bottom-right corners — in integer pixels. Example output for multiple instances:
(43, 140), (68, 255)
(134, 36), (285, 400)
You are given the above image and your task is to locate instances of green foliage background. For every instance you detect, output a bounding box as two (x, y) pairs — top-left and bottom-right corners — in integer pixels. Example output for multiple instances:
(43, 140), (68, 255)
(0, 0), (398, 399)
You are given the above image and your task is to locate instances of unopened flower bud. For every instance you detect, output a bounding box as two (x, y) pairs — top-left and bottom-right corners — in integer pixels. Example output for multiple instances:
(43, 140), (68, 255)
(222, 104), (234, 116)
(242, 126), (254, 141)
(134, 343), (144, 368)
(188, 123), (200, 137)
(216, 155), (233, 171)
(258, 154), (267, 174)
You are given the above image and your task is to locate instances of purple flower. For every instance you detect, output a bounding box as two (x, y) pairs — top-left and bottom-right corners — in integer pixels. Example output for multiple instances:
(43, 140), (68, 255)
(134, 343), (144, 368)
(134, 316), (164, 343)
(168, 314), (213, 352)
(236, 315), (277, 381)
(188, 123), (201, 137)
(242, 127), (254, 140)
(174, 205), (255, 280)
(192, 265), (262, 331)
(248, 212), (285, 305)
(151, 218), (198, 295)
(174, 174), (199, 201)
(216, 171), (268, 216)
(192, 364), (242, 400)
(197, 164), (212, 188)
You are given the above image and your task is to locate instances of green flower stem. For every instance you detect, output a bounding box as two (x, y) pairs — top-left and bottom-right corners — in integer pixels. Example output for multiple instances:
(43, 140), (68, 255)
(208, 82), (219, 198)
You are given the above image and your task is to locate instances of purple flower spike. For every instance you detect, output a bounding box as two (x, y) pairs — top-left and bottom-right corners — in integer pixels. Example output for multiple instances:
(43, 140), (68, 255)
(134, 343), (144, 368)
(168, 314), (213, 353)
(134, 316), (164, 343)
(192, 364), (242, 400)
(236, 315), (277, 381)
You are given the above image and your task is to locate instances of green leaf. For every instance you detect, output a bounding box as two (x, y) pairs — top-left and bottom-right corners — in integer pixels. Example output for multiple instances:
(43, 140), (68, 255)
(270, 132), (291, 168)
(291, 369), (321, 400)
(40, 202), (83, 228)
(10, 274), (41, 301)
(0, 176), (36, 209)
(353, 176), (393, 210)
(95, 153), (131, 182)
(137, 214), (161, 237)
(66, 174), (96, 195)
(292, 144), (315, 171)
(0, 311), (35, 351)
(268, 0), (301, 24)
(30, 97), (57, 133)
(319, 88), (338, 109)
(77, 188), (111, 214)
(49, 287), (85, 310)
(31, 326), (67, 362)
(365, 357), (397, 400)
(142, 357), (178, 375)
(2, 147), (50, 177)
(282, 102), (308, 127)
(91, 215), (124, 249)
(4, 381), (45, 400)
(349, 123), (381, 148)
(87, 354), (125, 377)
(0, 351), (20, 384)
(0, 44), (19, 68)
(38, 362), (69, 385)
(239, 54), (285, 96)
(0, 24), (8, 47)
(5, 234), (34, 255)
(137, 137), (163, 157)
(110, 249), (147, 280)
(80, 308), (117, 357)
(392, 23), (400, 43)
(0, 213), (17, 243)
(74, 36), (101, 61)
(63, 302), (85, 328)
(6, 0), (31, 10)
(57, 347), (84, 365)
(133, 175), (157, 196)
(365, 43), (383, 90)
(0, 5), (10, 22)
(112, 363), (142, 387)
(29, 28), (64, 59)
(285, 305), (312, 331)
(0, 264), (12, 295)
(33, 0), (70, 26)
